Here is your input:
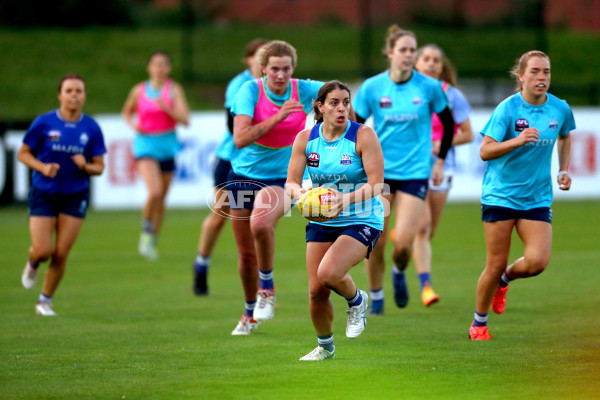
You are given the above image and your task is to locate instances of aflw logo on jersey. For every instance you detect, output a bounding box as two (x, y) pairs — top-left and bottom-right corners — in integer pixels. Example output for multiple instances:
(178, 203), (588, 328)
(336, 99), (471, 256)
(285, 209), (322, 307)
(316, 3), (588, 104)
(515, 118), (529, 131)
(379, 96), (392, 108)
(307, 152), (320, 167)
(48, 130), (61, 142)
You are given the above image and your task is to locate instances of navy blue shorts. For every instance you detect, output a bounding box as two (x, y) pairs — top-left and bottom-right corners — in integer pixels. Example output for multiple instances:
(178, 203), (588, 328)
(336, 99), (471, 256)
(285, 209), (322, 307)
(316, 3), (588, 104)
(384, 178), (428, 200)
(136, 157), (176, 173)
(28, 186), (89, 219)
(213, 157), (232, 188)
(481, 205), (553, 224)
(225, 171), (286, 210)
(305, 223), (382, 259)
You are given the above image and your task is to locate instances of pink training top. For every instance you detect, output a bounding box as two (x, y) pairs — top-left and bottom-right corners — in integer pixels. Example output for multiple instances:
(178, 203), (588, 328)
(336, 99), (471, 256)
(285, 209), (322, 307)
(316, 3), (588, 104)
(253, 78), (308, 148)
(431, 81), (459, 141)
(136, 79), (177, 135)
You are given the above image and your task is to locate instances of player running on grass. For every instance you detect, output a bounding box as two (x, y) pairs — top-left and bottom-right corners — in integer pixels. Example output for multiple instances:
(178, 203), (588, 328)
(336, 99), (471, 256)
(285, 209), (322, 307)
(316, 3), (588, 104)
(228, 40), (324, 335)
(353, 25), (455, 314)
(469, 50), (574, 340)
(286, 80), (384, 360)
(19, 74), (106, 316)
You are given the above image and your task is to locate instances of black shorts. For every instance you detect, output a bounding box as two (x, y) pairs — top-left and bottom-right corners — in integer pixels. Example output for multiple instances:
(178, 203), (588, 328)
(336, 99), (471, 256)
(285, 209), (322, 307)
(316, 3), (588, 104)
(213, 157), (232, 188)
(481, 204), (553, 224)
(384, 178), (428, 200)
(305, 223), (382, 259)
(225, 171), (286, 210)
(136, 157), (176, 172)
(28, 186), (89, 219)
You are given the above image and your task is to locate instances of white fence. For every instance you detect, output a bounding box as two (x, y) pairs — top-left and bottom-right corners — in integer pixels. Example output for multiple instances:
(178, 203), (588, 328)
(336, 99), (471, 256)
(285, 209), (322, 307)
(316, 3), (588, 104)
(1, 108), (599, 209)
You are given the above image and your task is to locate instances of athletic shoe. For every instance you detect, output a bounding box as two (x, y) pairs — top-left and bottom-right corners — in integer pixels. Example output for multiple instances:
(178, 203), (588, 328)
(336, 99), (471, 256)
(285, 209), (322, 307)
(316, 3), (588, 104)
(254, 289), (275, 321)
(469, 323), (492, 340)
(193, 269), (208, 296)
(393, 271), (409, 308)
(231, 315), (260, 335)
(299, 346), (335, 361)
(491, 285), (509, 314)
(21, 261), (38, 290)
(35, 302), (57, 316)
(421, 285), (440, 307)
(346, 290), (368, 339)
(369, 300), (384, 315)
(138, 232), (158, 261)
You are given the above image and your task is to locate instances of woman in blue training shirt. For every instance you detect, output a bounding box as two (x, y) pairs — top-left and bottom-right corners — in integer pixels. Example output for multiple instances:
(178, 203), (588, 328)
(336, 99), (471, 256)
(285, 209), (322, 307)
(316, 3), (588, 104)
(469, 51), (574, 340)
(287, 80), (384, 361)
(19, 74), (107, 316)
(352, 25), (455, 314)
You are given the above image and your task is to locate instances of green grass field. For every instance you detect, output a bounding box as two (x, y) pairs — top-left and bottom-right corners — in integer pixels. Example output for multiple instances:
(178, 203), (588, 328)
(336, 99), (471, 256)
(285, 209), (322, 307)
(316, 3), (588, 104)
(1, 201), (599, 399)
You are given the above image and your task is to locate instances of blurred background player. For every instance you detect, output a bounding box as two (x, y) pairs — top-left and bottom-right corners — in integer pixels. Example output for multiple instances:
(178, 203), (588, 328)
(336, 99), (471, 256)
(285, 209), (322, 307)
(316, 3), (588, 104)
(352, 25), (455, 314)
(192, 38), (267, 296)
(122, 50), (190, 261)
(19, 74), (106, 316)
(229, 40), (324, 334)
(469, 50), (574, 340)
(409, 44), (473, 306)
(286, 80), (384, 360)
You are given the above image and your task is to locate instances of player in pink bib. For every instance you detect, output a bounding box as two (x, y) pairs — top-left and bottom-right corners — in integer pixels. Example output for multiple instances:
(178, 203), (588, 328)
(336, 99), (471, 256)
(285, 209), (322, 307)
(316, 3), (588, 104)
(122, 51), (190, 261)
(228, 40), (324, 335)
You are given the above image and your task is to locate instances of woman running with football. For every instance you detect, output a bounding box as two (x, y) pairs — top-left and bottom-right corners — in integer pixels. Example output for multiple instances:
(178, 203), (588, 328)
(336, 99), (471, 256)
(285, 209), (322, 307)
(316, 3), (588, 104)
(228, 40), (324, 335)
(469, 50), (574, 340)
(286, 80), (384, 361)
(352, 25), (455, 314)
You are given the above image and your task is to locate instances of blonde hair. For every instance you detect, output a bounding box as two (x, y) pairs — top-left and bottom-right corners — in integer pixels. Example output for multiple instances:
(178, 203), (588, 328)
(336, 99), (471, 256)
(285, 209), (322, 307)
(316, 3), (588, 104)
(415, 44), (458, 86)
(510, 50), (550, 92)
(256, 40), (298, 68)
(383, 24), (417, 55)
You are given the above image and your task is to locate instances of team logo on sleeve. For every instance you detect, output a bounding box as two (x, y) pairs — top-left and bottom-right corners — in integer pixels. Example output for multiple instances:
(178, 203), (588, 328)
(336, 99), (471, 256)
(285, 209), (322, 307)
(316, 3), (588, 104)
(549, 119), (558, 130)
(379, 96), (392, 108)
(48, 130), (61, 142)
(307, 152), (320, 167)
(515, 118), (529, 131)
(340, 154), (352, 166)
(79, 132), (89, 145)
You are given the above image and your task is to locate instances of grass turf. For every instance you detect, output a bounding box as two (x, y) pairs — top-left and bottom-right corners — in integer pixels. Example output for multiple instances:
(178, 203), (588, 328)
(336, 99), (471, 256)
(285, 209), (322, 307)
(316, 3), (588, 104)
(1, 201), (599, 399)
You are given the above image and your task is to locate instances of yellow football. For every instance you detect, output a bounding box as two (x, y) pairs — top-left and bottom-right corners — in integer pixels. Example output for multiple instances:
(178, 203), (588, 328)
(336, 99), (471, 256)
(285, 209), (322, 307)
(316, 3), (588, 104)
(297, 187), (336, 222)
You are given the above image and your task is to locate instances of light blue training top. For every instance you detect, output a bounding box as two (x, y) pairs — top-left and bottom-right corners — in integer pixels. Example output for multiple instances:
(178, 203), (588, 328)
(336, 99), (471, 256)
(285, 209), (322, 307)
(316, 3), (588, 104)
(214, 69), (255, 162)
(480, 92), (575, 210)
(353, 70), (448, 180)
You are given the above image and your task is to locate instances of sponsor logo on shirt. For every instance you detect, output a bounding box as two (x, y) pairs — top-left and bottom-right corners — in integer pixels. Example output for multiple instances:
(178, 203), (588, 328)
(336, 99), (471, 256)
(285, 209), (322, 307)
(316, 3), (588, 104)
(48, 130), (61, 142)
(80, 132), (89, 145)
(412, 96), (422, 106)
(515, 118), (529, 131)
(525, 138), (555, 147)
(307, 152), (320, 167)
(310, 173), (349, 182)
(379, 96), (392, 108)
(549, 119), (558, 130)
(51, 144), (84, 154)
(384, 114), (419, 122)
(340, 153), (352, 166)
